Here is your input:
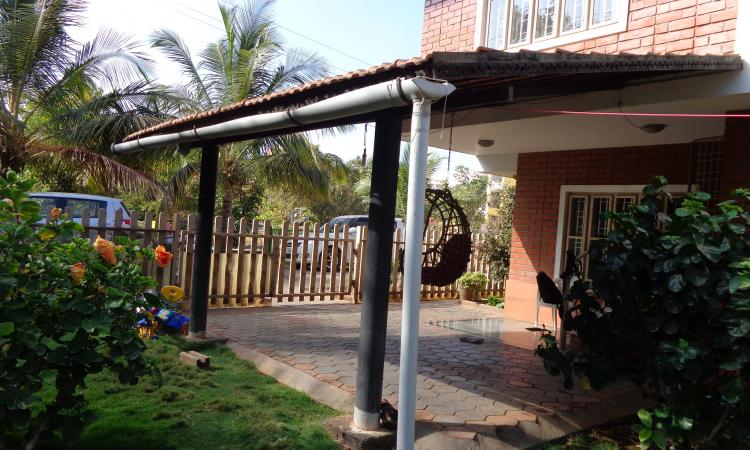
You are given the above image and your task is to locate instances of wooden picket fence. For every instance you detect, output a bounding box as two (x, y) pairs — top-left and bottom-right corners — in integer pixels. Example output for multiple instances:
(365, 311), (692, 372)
(46, 208), (503, 308)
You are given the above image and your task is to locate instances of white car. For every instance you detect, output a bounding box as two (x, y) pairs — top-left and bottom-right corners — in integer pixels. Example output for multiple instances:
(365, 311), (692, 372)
(28, 192), (132, 227)
(286, 215), (406, 270)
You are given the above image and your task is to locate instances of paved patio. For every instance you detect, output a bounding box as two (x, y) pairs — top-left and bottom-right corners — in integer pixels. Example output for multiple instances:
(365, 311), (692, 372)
(208, 301), (644, 447)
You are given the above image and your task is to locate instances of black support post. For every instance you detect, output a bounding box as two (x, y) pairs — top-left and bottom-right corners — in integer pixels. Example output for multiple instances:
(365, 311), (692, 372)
(354, 115), (402, 430)
(189, 144), (219, 338)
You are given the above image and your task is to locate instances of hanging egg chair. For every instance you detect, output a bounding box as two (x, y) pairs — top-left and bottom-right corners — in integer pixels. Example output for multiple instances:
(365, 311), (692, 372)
(400, 188), (472, 287)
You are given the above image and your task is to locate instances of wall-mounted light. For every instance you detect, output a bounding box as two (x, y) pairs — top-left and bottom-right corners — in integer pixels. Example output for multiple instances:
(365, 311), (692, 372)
(639, 123), (667, 134)
(477, 138), (494, 148)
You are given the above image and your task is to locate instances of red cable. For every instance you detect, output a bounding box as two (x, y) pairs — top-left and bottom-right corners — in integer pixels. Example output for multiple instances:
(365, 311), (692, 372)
(499, 108), (750, 118)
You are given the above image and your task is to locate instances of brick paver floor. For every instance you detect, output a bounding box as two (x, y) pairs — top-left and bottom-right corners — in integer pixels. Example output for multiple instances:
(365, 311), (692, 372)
(208, 302), (640, 442)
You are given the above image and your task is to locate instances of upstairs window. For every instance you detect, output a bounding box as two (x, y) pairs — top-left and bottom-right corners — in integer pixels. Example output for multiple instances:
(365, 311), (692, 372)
(509, 0), (531, 45)
(483, 0), (627, 50)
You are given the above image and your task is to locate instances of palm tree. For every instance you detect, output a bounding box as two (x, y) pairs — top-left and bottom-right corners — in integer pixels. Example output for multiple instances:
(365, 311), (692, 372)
(152, 0), (348, 218)
(0, 0), (175, 196)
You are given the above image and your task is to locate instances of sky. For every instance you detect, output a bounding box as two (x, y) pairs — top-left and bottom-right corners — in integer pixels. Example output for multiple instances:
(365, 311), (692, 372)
(72, 0), (482, 182)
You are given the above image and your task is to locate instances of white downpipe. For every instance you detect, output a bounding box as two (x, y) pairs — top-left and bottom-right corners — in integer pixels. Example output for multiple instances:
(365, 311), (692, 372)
(396, 99), (434, 450)
(112, 77), (454, 154)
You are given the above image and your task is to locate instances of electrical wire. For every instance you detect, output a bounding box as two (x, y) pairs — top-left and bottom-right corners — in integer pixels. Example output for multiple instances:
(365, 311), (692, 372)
(163, 0), (372, 69)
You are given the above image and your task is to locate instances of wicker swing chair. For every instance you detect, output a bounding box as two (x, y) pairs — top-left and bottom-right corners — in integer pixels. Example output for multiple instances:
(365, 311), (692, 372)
(400, 188), (472, 287)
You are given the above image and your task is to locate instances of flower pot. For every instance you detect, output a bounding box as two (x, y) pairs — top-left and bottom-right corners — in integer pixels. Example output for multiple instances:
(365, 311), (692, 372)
(458, 285), (476, 301)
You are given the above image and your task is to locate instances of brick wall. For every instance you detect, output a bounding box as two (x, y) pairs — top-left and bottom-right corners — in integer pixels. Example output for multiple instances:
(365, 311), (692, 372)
(509, 144), (692, 284)
(503, 116), (750, 323)
(558, 0), (738, 55)
(421, 0), (477, 54)
(421, 0), (738, 55)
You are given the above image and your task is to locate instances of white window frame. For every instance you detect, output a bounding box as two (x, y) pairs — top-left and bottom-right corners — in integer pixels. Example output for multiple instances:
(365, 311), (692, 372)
(552, 184), (690, 279)
(508, 0), (533, 47)
(475, 0), (629, 52)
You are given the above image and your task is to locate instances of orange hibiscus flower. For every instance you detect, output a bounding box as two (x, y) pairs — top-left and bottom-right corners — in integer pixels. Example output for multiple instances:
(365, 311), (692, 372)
(154, 245), (173, 268)
(93, 236), (116, 265)
(70, 262), (86, 284)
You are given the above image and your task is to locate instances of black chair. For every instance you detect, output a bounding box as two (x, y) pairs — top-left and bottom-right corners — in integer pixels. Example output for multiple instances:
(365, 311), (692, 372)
(535, 271), (563, 328)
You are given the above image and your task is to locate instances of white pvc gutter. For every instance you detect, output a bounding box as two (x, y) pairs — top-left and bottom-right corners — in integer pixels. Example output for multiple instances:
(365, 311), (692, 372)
(112, 77), (454, 153)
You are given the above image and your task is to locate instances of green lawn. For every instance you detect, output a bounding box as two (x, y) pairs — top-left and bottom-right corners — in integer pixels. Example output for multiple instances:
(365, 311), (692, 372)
(41, 337), (338, 450)
(531, 422), (638, 450)
(531, 433), (620, 450)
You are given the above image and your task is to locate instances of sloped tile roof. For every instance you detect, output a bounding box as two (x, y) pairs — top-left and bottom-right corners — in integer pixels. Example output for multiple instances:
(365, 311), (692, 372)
(121, 49), (741, 143)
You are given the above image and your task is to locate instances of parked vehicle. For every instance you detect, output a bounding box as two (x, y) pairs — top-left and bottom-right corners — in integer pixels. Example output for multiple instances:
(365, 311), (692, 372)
(286, 215), (406, 270)
(28, 192), (131, 227)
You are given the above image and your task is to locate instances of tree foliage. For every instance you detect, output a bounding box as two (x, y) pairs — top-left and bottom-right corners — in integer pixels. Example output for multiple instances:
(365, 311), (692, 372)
(478, 183), (515, 281)
(0, 0), (175, 196)
(355, 144), (443, 220)
(152, 0), (349, 217)
(536, 177), (750, 449)
(450, 166), (489, 229)
(0, 171), (158, 449)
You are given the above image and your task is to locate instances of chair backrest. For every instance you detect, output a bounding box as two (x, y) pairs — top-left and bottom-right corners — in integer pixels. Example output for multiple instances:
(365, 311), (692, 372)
(536, 271), (563, 307)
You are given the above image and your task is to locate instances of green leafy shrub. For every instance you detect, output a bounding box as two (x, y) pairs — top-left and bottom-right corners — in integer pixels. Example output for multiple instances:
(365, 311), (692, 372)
(535, 177), (750, 449)
(0, 172), (158, 449)
(458, 272), (488, 290)
(486, 295), (504, 309)
(478, 184), (515, 281)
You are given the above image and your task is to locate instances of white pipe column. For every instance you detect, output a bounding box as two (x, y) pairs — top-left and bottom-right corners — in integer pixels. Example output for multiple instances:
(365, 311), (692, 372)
(396, 98), (434, 450)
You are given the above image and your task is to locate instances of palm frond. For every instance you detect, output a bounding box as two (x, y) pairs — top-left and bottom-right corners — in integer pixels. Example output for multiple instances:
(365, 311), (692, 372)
(161, 159), (199, 211)
(247, 134), (349, 201)
(29, 145), (163, 199)
(0, 0), (82, 117)
(263, 47), (328, 95)
(150, 28), (211, 107)
(33, 80), (182, 147)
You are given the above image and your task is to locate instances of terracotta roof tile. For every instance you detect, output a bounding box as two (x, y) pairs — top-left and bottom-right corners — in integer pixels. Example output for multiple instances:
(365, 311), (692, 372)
(120, 50), (741, 143)
(122, 54), (432, 142)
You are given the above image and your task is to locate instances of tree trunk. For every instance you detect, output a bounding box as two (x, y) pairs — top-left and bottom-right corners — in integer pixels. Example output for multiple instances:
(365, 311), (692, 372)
(221, 191), (232, 225)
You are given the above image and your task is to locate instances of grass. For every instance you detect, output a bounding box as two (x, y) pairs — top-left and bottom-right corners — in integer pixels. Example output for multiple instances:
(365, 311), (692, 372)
(531, 433), (620, 450)
(40, 337), (338, 450)
(531, 422), (638, 450)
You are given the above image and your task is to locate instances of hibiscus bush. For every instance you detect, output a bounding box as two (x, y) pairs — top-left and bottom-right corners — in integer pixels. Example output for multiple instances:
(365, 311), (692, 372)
(0, 172), (158, 449)
(536, 177), (750, 449)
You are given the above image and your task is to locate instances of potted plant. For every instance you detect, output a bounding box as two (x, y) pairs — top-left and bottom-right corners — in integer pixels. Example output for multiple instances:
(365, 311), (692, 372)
(457, 272), (487, 301)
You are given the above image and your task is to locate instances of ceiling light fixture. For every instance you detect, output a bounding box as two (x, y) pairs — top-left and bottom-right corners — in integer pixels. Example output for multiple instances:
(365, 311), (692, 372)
(639, 123), (668, 134)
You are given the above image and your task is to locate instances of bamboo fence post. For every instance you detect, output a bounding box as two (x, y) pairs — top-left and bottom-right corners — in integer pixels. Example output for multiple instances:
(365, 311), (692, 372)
(298, 222), (310, 298)
(355, 225), (367, 303)
(328, 223), (340, 301)
(260, 220), (272, 302)
(97, 207), (107, 241)
(275, 221), (289, 303)
(224, 216), (235, 307)
(390, 228), (401, 300)
(248, 220), (261, 303)
(157, 212), (169, 287)
(210, 216), (223, 307)
(182, 215), (196, 306)
(169, 214), (181, 287)
(319, 223), (330, 301)
(287, 221), (300, 301)
(309, 222), (321, 301)
(235, 218), (248, 306)
(337, 224), (350, 299)
(143, 212), (154, 277)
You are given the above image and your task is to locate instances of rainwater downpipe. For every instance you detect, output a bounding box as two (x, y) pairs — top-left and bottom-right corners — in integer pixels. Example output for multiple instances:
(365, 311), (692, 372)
(396, 90), (452, 450)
